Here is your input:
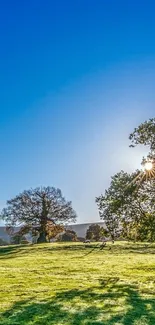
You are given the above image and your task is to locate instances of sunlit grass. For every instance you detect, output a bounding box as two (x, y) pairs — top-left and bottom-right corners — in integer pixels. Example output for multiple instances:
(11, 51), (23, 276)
(0, 242), (155, 324)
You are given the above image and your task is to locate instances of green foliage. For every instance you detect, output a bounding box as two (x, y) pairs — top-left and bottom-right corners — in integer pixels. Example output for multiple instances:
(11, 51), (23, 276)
(96, 170), (155, 242)
(58, 230), (77, 242)
(96, 170), (132, 240)
(96, 118), (155, 242)
(86, 224), (107, 241)
(129, 117), (155, 152)
(0, 242), (155, 324)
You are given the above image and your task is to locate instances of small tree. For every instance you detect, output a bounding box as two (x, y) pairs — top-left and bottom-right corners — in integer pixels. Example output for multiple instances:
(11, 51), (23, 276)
(86, 224), (106, 241)
(58, 230), (77, 242)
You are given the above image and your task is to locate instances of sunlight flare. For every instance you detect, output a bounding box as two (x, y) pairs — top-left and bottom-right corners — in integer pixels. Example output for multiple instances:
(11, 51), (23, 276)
(144, 161), (153, 171)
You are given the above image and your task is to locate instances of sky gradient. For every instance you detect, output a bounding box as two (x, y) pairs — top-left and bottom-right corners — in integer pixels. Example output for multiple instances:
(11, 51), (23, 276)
(0, 1), (155, 223)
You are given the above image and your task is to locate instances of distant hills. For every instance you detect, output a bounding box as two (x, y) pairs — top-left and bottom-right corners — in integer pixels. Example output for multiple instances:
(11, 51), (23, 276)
(0, 227), (10, 243)
(67, 222), (105, 238)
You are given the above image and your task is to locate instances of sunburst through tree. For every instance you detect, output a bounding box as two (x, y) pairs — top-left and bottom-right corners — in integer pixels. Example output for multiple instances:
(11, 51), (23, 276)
(130, 159), (155, 187)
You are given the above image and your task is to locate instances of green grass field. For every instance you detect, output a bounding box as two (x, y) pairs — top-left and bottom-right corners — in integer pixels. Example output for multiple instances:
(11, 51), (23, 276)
(0, 242), (155, 325)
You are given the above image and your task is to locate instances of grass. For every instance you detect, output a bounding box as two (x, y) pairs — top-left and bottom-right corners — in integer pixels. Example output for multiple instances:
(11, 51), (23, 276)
(0, 242), (155, 324)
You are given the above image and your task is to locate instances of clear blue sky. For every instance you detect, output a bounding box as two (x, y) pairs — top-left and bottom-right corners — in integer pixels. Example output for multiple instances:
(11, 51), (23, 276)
(0, 1), (155, 223)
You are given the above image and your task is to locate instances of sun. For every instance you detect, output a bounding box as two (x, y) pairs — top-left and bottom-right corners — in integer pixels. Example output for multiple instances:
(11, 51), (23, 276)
(144, 161), (153, 171)
(128, 159), (155, 188)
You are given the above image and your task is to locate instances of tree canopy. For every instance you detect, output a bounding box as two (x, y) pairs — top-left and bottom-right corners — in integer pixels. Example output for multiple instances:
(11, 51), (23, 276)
(1, 187), (77, 243)
(96, 170), (155, 242)
(86, 224), (107, 241)
(58, 230), (77, 242)
(96, 117), (155, 242)
(129, 117), (155, 153)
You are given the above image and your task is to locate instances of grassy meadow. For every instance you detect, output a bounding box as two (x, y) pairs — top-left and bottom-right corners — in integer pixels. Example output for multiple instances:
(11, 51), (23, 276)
(0, 242), (155, 325)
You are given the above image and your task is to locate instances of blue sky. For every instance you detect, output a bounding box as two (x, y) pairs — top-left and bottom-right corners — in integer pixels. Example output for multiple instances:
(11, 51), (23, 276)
(0, 1), (155, 223)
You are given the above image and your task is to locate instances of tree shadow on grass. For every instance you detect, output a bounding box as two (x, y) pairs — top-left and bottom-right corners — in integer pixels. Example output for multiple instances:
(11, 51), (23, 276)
(0, 245), (27, 259)
(0, 244), (100, 260)
(1, 242), (155, 260)
(1, 280), (155, 325)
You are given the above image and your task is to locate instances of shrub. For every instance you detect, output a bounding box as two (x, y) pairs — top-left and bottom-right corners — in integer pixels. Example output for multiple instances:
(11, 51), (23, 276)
(58, 230), (77, 242)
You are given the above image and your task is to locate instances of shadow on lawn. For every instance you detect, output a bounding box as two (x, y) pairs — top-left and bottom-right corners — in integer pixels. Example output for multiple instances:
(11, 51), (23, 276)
(0, 244), (86, 259)
(1, 280), (155, 325)
(0, 245), (27, 259)
(0, 242), (155, 260)
(0, 244), (105, 260)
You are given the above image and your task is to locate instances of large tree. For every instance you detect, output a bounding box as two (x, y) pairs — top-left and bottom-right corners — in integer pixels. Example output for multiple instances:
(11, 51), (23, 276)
(1, 187), (77, 243)
(129, 117), (155, 181)
(96, 171), (133, 241)
(96, 117), (155, 242)
(96, 170), (155, 242)
(129, 118), (155, 240)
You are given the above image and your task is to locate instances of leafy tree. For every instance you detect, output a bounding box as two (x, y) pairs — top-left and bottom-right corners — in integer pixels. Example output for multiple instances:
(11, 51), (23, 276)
(86, 224), (107, 241)
(128, 117), (155, 240)
(96, 170), (155, 242)
(1, 187), (77, 243)
(58, 230), (77, 242)
(96, 171), (132, 240)
(129, 118), (155, 152)
(96, 118), (155, 242)
(129, 117), (155, 168)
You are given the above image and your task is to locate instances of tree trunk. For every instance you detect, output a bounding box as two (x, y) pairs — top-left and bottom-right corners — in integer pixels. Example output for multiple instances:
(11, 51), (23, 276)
(37, 231), (48, 243)
(37, 196), (49, 243)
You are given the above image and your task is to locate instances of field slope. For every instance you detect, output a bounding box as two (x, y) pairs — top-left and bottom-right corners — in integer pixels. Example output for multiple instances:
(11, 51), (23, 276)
(0, 242), (155, 324)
